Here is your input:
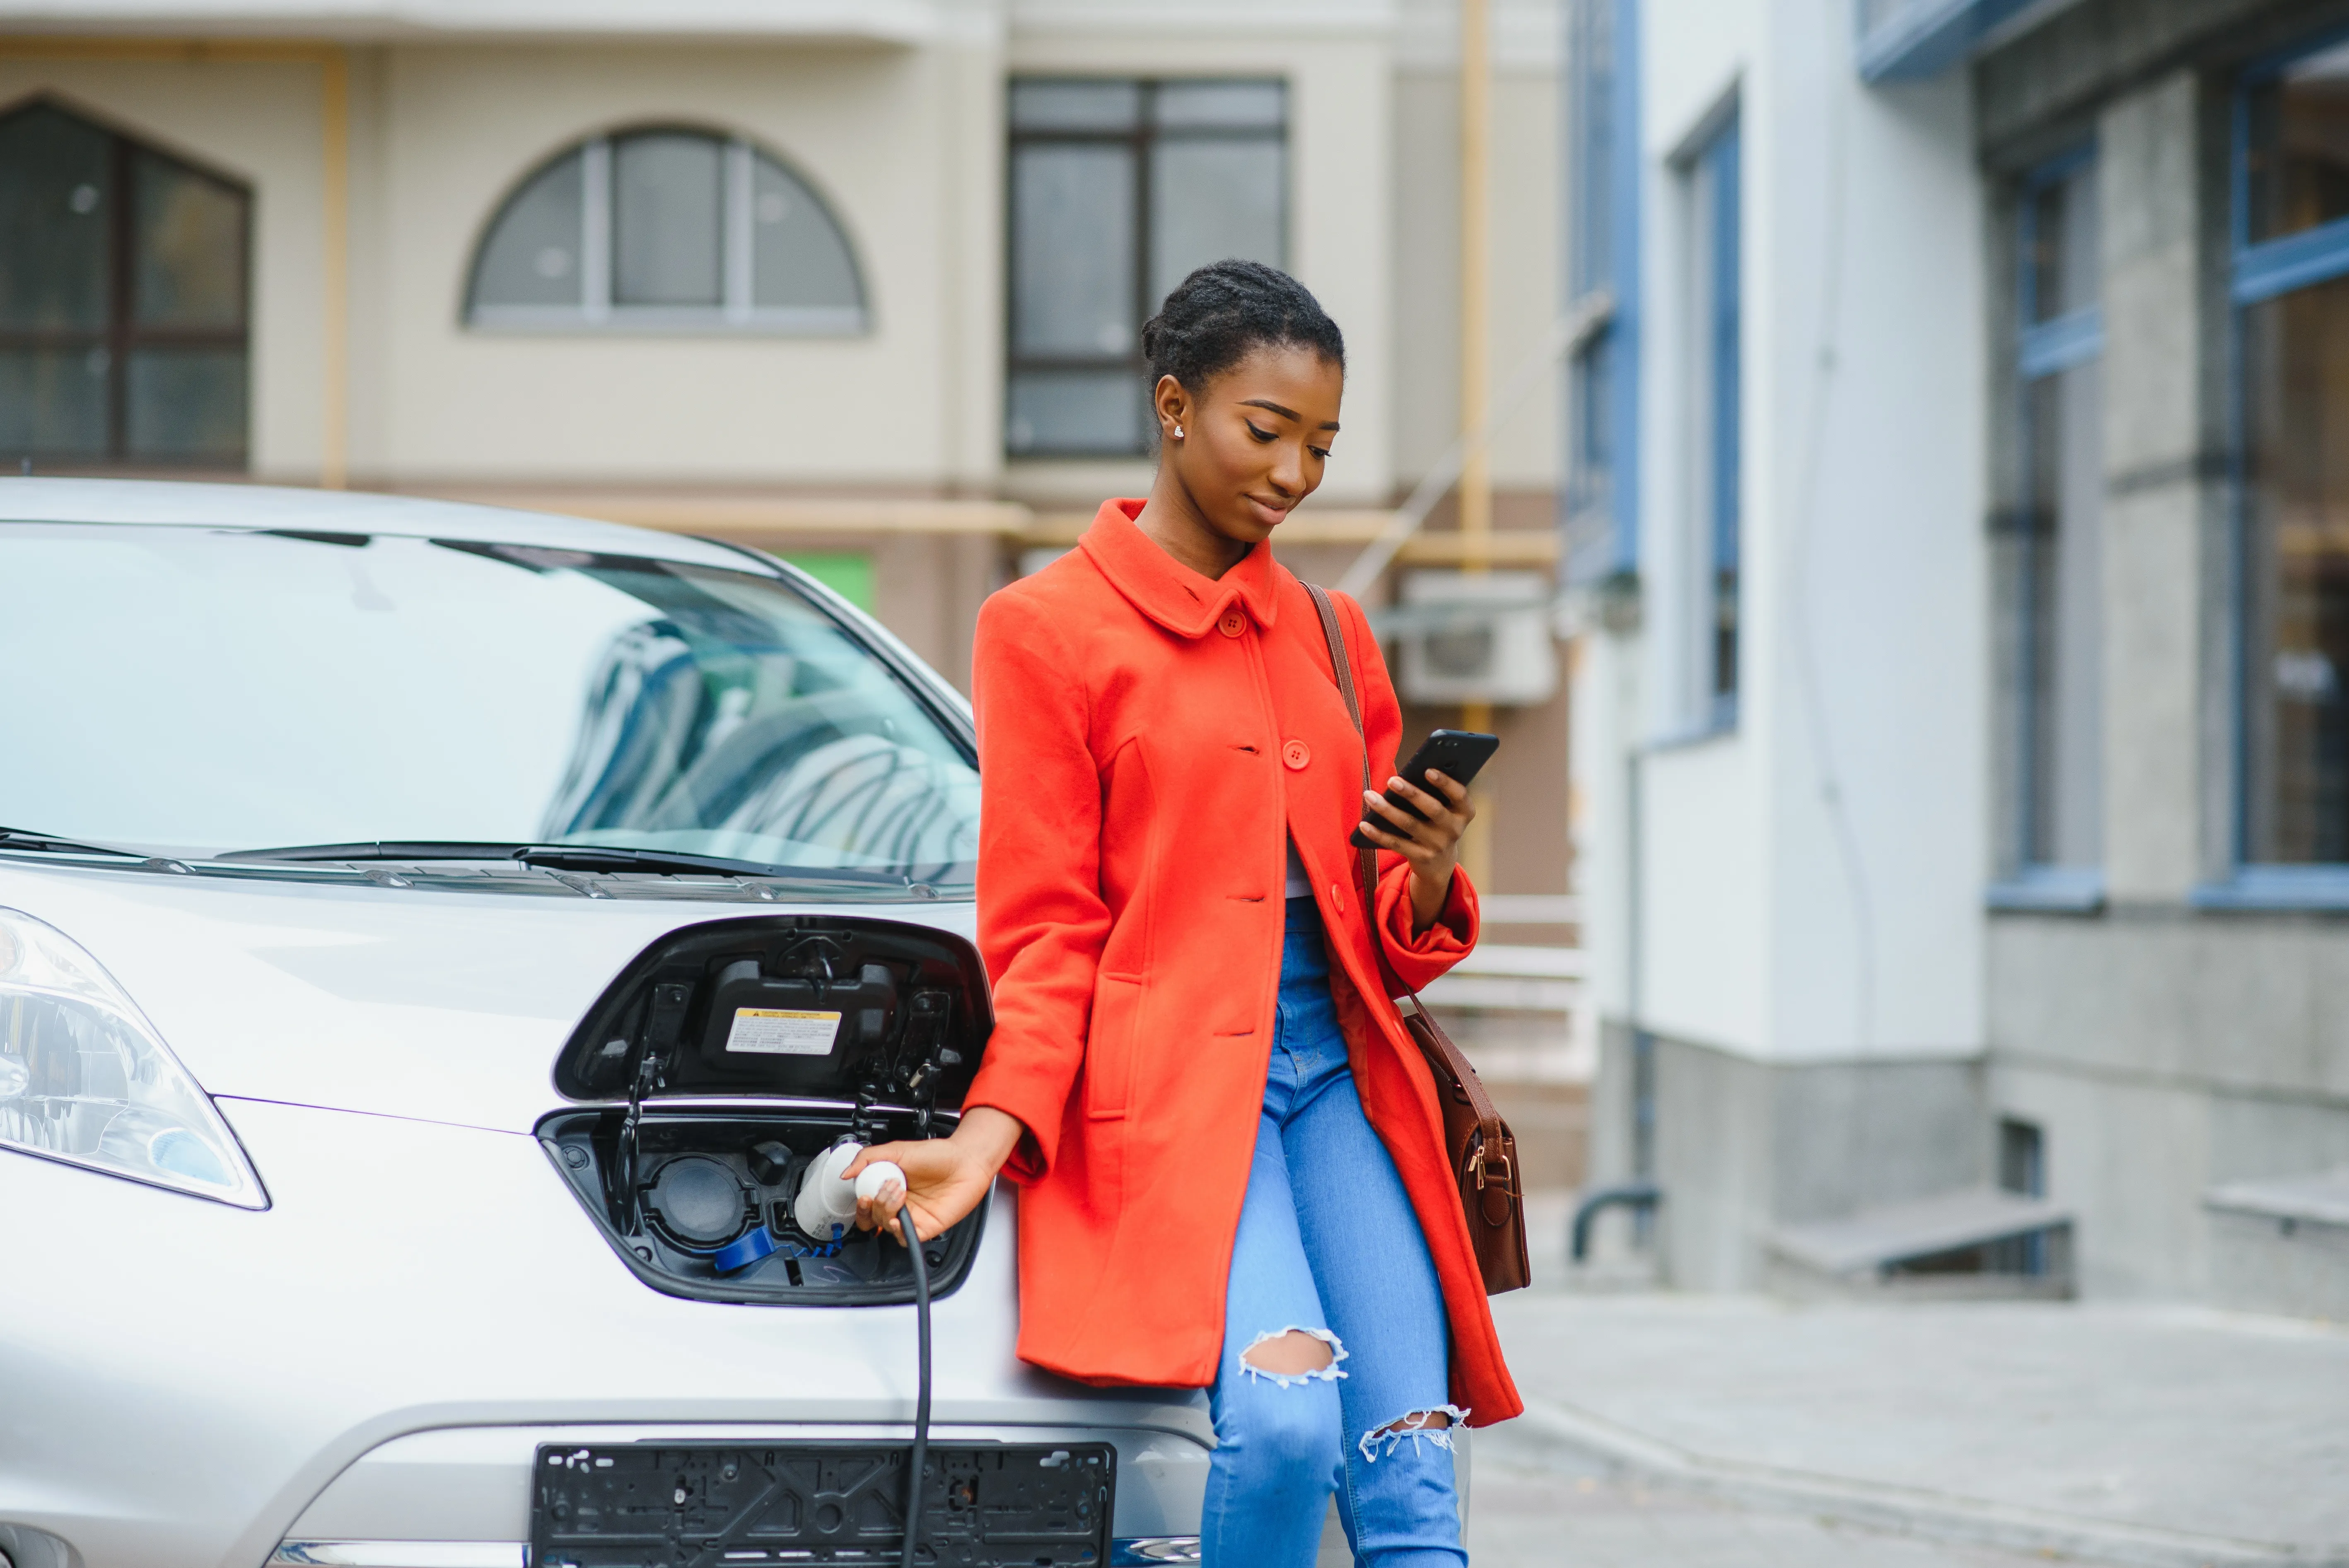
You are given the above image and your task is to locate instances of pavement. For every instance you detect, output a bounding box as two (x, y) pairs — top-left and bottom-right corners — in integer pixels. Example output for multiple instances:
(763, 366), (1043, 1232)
(1470, 1284), (2349, 1568)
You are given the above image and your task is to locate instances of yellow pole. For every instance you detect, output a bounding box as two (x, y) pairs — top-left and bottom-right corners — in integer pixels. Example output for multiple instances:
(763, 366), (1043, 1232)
(319, 47), (350, 490)
(1458, 0), (1494, 889)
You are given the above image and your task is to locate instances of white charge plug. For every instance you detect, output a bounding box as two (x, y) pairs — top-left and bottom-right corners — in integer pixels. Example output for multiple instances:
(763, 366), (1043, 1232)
(855, 1160), (907, 1204)
(792, 1141), (864, 1238)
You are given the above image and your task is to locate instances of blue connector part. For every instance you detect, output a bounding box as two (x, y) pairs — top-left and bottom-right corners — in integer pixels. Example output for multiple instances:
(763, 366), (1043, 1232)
(714, 1225), (779, 1274)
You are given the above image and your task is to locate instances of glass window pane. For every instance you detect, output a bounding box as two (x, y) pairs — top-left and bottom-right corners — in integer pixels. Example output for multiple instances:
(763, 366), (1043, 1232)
(0, 103), (113, 331)
(2027, 163), (2098, 323)
(613, 133), (722, 308)
(1154, 81), (1284, 130)
(1149, 139), (1283, 308)
(124, 347), (246, 463)
(2021, 362), (2105, 866)
(2247, 41), (2349, 246)
(1569, 0), (1615, 298)
(1010, 80), (1142, 133)
(1006, 369), (1145, 456)
(470, 149), (585, 311)
(0, 347), (109, 457)
(1011, 144), (1135, 358)
(132, 150), (245, 329)
(751, 155), (861, 312)
(2243, 276), (2349, 862)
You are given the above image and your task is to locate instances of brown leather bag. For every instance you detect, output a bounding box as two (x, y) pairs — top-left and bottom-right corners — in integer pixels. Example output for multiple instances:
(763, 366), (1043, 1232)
(1306, 583), (1532, 1295)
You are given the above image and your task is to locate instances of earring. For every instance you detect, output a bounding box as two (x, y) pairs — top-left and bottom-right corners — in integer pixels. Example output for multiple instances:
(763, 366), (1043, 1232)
(1173, 425), (1185, 439)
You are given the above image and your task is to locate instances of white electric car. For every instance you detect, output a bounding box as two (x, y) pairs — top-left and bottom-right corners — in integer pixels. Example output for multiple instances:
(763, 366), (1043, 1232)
(0, 480), (1210, 1568)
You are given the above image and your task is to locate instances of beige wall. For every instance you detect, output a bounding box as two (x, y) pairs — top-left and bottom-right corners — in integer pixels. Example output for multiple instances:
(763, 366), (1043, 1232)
(369, 39), (998, 489)
(2, 21), (1559, 506)
(0, 53), (334, 479)
(1392, 62), (1561, 495)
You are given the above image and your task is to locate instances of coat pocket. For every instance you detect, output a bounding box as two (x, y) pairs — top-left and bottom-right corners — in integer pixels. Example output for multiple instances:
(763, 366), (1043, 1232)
(1085, 974), (1144, 1121)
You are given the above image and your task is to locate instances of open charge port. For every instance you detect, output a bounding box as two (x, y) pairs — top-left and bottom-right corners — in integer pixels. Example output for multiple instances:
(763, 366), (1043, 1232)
(540, 915), (993, 1306)
(538, 1106), (981, 1303)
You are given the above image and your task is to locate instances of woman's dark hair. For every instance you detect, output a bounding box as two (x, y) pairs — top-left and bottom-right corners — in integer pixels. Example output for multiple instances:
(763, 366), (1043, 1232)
(1141, 259), (1345, 395)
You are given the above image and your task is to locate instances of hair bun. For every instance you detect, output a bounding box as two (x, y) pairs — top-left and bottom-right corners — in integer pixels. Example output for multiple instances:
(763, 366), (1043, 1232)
(1144, 260), (1345, 419)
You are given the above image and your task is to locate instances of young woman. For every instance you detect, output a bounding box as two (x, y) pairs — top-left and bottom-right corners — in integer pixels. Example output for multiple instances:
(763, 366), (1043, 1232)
(848, 260), (1521, 1566)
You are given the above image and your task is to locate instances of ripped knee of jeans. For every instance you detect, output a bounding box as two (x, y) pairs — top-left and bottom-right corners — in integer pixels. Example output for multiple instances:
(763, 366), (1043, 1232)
(1238, 1326), (1348, 1387)
(1357, 1403), (1470, 1462)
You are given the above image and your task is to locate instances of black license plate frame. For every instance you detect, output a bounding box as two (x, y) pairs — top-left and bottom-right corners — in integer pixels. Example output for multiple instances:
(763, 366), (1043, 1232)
(530, 1438), (1115, 1567)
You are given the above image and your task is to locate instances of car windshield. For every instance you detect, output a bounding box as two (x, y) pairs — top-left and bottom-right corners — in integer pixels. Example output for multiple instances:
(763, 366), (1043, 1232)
(0, 522), (980, 886)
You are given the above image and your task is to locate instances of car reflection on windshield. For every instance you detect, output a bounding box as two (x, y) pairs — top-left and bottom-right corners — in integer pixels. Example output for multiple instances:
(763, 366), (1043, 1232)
(0, 526), (982, 886)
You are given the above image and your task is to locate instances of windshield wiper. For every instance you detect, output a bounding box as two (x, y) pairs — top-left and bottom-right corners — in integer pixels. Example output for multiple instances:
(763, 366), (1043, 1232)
(0, 827), (179, 864)
(215, 840), (907, 884)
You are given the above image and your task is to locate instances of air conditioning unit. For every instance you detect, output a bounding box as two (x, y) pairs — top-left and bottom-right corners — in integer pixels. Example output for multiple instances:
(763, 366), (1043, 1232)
(1388, 570), (1557, 706)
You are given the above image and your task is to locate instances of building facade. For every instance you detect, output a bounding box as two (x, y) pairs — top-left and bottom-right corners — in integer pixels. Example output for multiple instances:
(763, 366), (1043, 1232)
(0, 0), (1576, 919)
(1573, 0), (2349, 1315)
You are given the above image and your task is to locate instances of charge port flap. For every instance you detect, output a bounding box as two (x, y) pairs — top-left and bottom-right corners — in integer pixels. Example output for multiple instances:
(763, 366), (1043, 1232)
(555, 917), (991, 1110)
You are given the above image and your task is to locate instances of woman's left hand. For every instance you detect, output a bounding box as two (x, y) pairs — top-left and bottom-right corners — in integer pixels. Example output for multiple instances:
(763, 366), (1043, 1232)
(1356, 769), (1475, 934)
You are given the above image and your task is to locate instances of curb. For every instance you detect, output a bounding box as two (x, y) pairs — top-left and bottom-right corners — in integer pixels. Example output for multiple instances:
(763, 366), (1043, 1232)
(1509, 1396), (2349, 1568)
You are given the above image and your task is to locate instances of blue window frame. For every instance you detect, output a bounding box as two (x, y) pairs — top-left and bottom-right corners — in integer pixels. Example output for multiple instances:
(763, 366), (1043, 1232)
(1564, 0), (1640, 586)
(1992, 148), (2104, 909)
(1695, 112), (1741, 727)
(2204, 33), (2349, 907)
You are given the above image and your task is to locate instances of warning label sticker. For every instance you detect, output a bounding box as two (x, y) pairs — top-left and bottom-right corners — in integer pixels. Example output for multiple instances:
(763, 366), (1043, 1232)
(725, 1008), (842, 1056)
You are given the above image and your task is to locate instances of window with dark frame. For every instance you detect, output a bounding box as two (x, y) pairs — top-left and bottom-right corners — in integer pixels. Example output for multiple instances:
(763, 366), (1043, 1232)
(2008, 150), (2104, 877)
(0, 99), (250, 468)
(1688, 110), (1741, 730)
(2237, 38), (2349, 868)
(1564, 0), (1639, 586)
(1005, 77), (1286, 460)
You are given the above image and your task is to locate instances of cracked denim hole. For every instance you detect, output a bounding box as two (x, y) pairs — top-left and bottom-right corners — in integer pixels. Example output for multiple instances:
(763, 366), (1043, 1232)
(1358, 1402), (1470, 1462)
(1238, 1326), (1349, 1387)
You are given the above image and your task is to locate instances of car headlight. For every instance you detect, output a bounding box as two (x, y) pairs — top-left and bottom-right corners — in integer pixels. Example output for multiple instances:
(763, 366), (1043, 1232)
(0, 906), (266, 1208)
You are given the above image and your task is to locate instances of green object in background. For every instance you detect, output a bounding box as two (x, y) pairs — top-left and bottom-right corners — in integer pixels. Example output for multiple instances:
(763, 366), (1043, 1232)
(782, 552), (874, 612)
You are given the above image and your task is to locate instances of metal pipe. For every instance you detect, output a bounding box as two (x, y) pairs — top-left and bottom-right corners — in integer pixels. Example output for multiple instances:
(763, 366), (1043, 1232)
(1570, 1180), (1661, 1262)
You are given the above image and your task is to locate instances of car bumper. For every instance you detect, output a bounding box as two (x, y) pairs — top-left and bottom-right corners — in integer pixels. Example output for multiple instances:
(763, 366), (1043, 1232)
(0, 1098), (1209, 1568)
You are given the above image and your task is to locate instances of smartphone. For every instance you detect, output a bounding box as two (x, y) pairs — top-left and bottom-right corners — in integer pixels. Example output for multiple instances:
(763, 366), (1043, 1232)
(1351, 729), (1499, 849)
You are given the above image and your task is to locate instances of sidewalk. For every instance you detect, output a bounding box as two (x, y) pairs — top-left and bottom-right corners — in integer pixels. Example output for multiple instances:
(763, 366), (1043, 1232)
(1484, 1288), (2349, 1568)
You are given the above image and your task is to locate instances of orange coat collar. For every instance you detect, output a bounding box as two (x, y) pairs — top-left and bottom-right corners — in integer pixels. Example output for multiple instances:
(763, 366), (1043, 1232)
(1077, 498), (1282, 638)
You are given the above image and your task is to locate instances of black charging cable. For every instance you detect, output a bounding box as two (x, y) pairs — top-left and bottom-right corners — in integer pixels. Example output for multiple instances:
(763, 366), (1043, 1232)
(897, 1197), (932, 1568)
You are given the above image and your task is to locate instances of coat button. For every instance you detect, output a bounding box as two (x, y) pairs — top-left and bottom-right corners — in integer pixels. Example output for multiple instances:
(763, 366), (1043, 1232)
(1218, 610), (1246, 637)
(1282, 739), (1311, 770)
(1329, 883), (1347, 910)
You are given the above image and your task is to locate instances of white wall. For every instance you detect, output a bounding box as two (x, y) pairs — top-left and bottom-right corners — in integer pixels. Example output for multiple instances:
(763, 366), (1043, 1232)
(1754, 3), (1983, 1061)
(1577, 0), (1986, 1063)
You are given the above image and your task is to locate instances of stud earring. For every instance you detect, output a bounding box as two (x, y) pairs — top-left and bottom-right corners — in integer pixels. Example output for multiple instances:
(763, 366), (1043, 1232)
(1173, 425), (1185, 439)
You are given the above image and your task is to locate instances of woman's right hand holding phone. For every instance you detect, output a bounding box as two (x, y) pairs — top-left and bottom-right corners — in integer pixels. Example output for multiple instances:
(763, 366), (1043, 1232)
(844, 1105), (1027, 1244)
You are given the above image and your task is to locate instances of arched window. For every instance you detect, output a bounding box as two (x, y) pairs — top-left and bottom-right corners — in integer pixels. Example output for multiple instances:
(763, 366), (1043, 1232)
(0, 98), (250, 466)
(466, 128), (866, 333)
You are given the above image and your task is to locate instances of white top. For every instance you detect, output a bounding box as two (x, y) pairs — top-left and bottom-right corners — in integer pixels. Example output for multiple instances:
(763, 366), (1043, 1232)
(1285, 835), (1313, 899)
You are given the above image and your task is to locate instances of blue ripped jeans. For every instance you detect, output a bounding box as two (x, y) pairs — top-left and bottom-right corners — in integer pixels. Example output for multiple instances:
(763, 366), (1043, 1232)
(1201, 897), (1467, 1568)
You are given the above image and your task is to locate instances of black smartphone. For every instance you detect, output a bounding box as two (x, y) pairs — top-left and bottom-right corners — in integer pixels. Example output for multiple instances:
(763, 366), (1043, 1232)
(1351, 729), (1499, 848)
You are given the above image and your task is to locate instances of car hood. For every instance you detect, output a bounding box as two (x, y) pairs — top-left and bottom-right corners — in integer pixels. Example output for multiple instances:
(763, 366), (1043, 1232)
(0, 861), (979, 1134)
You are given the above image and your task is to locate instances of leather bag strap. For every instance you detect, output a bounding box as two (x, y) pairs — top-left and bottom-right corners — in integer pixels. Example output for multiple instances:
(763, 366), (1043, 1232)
(1304, 584), (1510, 1139)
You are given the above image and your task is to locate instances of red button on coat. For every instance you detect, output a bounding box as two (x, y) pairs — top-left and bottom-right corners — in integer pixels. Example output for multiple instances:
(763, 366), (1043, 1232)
(1217, 610), (1247, 637)
(1282, 739), (1311, 770)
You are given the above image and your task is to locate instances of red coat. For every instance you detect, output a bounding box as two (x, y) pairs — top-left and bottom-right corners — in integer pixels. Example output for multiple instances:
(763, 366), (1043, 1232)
(964, 498), (1523, 1427)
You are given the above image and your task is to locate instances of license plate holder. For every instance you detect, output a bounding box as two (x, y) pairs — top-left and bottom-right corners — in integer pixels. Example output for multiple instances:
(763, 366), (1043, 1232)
(530, 1439), (1115, 1567)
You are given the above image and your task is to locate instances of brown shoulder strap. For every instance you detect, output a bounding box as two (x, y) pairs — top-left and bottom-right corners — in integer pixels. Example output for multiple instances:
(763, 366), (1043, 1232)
(1305, 584), (1381, 913)
(1306, 582), (1511, 1139)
